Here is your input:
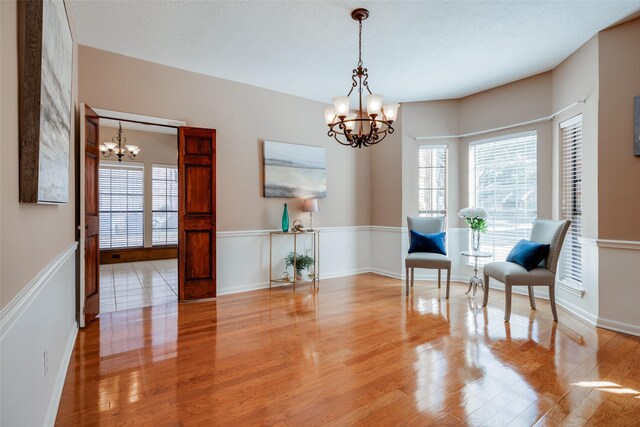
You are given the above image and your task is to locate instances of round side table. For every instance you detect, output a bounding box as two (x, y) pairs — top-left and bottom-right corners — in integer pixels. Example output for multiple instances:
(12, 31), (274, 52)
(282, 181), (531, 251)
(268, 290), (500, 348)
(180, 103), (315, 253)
(461, 251), (492, 296)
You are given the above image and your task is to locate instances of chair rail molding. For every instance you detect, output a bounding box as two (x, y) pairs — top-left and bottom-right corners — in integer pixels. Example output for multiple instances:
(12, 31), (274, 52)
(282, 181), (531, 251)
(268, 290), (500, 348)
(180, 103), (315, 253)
(0, 242), (78, 340)
(596, 239), (640, 250)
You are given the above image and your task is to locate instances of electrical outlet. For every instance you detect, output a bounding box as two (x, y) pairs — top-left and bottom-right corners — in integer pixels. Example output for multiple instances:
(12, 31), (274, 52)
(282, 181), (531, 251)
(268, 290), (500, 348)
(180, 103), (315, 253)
(43, 347), (49, 376)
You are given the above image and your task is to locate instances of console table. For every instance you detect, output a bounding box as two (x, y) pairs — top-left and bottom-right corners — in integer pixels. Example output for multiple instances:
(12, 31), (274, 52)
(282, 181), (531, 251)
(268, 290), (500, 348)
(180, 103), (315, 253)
(269, 230), (320, 291)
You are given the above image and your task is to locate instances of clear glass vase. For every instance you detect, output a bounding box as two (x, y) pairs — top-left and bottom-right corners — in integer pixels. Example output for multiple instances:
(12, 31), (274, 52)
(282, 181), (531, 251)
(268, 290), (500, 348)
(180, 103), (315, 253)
(472, 230), (481, 252)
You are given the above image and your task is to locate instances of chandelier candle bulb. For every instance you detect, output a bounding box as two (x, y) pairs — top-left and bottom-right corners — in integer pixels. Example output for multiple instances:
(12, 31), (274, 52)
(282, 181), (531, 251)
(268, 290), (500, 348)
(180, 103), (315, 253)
(333, 96), (350, 118)
(365, 94), (383, 117)
(323, 107), (336, 125)
(382, 104), (400, 122)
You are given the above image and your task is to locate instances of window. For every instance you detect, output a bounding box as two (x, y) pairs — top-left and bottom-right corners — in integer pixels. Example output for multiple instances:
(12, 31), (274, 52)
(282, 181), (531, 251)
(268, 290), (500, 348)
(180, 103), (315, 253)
(469, 132), (537, 263)
(99, 162), (144, 248)
(559, 115), (583, 286)
(152, 165), (178, 246)
(418, 145), (447, 218)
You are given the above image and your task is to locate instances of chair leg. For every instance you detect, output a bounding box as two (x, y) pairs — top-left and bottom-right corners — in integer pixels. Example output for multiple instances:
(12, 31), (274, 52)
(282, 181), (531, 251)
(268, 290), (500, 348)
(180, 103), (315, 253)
(405, 266), (409, 296)
(528, 286), (536, 309)
(438, 269), (441, 289)
(411, 268), (415, 288)
(504, 285), (512, 322)
(483, 274), (490, 306)
(549, 285), (558, 321)
(446, 268), (451, 299)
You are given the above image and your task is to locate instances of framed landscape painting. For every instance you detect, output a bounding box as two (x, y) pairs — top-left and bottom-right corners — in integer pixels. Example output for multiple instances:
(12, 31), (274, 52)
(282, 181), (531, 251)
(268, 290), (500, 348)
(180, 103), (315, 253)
(263, 141), (327, 198)
(20, 0), (73, 203)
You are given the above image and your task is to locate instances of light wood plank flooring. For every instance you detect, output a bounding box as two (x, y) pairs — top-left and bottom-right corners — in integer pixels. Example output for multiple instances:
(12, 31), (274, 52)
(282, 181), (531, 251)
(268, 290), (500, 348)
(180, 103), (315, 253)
(56, 274), (640, 426)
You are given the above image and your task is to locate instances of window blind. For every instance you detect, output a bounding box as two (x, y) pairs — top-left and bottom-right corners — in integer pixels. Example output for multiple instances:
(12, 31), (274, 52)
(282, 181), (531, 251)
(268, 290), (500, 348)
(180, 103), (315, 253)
(418, 145), (447, 218)
(99, 162), (144, 249)
(469, 132), (537, 264)
(559, 115), (583, 286)
(152, 165), (179, 246)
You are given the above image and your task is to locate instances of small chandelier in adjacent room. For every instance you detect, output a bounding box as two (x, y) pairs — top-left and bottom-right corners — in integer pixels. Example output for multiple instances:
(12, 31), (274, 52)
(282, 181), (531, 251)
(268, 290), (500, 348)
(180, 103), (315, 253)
(99, 122), (140, 162)
(324, 8), (399, 148)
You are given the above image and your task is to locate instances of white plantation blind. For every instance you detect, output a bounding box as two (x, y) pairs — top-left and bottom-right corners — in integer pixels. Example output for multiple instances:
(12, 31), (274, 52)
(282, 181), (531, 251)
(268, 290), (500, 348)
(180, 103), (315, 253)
(418, 145), (447, 218)
(559, 115), (583, 286)
(152, 165), (179, 246)
(469, 132), (537, 264)
(99, 162), (144, 249)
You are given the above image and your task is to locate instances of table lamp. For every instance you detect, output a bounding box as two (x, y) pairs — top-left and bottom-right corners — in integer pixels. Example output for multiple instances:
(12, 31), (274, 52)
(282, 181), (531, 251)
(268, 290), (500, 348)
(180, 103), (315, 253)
(303, 199), (319, 231)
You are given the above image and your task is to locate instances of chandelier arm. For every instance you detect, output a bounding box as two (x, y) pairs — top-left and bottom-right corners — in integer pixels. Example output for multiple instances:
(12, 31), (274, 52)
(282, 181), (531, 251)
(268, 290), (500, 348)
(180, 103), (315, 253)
(361, 69), (372, 95)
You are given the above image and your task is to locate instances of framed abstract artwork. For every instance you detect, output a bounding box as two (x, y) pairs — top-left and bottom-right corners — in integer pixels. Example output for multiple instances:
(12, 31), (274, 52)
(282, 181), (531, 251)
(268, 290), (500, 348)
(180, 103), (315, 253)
(20, 0), (73, 203)
(263, 141), (327, 198)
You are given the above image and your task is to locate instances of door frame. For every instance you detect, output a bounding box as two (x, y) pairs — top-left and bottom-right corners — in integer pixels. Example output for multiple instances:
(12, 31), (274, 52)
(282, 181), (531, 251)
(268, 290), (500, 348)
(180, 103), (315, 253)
(77, 104), (186, 327)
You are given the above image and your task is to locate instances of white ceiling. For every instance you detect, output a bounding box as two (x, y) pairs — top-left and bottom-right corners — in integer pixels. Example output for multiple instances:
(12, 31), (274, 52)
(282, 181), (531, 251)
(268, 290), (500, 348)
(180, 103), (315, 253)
(66, 1), (640, 104)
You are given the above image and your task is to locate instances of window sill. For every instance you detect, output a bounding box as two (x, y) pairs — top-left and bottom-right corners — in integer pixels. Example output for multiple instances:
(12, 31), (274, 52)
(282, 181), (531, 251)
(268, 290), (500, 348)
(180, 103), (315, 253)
(556, 280), (585, 298)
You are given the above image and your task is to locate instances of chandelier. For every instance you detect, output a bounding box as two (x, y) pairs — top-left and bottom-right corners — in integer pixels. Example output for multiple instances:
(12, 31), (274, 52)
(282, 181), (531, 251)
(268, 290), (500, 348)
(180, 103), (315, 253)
(99, 122), (140, 162)
(324, 8), (399, 148)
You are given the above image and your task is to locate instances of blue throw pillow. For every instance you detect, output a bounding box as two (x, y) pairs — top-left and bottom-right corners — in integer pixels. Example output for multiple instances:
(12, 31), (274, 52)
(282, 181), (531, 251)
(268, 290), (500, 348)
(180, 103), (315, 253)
(506, 239), (550, 271)
(408, 230), (446, 255)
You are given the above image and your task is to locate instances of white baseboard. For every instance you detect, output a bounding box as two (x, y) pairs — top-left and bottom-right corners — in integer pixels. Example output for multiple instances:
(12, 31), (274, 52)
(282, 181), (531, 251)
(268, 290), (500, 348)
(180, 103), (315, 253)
(597, 317), (640, 337)
(556, 297), (599, 326)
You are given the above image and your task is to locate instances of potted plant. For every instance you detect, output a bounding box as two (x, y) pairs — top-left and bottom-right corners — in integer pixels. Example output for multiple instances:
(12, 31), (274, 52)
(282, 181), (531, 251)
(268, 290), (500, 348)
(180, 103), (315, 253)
(458, 207), (488, 251)
(285, 252), (314, 280)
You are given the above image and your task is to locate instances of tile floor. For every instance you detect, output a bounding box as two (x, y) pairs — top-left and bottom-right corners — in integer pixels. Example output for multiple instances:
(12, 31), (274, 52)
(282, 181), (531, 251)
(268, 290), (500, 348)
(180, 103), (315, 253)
(99, 259), (177, 313)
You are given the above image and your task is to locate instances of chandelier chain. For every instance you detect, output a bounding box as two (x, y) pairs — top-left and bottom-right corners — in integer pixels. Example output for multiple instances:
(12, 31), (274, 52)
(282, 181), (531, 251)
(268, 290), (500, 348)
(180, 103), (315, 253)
(358, 19), (363, 67)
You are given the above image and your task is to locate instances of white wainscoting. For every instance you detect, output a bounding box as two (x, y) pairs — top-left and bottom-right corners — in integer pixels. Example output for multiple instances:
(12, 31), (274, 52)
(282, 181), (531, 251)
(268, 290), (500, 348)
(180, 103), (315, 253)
(0, 243), (78, 427)
(596, 240), (640, 337)
(216, 227), (371, 295)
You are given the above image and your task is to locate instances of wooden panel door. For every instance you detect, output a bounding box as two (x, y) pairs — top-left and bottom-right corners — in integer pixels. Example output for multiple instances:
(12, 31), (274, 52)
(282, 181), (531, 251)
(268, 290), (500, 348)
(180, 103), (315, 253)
(84, 105), (100, 324)
(178, 127), (217, 301)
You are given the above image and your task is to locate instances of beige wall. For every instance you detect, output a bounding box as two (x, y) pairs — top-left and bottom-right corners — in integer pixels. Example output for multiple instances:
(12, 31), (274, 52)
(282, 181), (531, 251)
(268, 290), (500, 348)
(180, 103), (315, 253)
(0, 1), (78, 309)
(400, 100), (460, 226)
(98, 126), (177, 248)
(598, 19), (640, 241)
(395, 73), (554, 229)
(371, 113), (403, 227)
(79, 46), (371, 232)
(551, 36), (599, 239)
(460, 72), (554, 224)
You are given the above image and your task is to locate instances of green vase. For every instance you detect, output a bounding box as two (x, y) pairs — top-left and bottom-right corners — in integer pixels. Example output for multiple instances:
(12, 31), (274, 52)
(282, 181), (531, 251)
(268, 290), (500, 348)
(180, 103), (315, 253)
(282, 203), (289, 232)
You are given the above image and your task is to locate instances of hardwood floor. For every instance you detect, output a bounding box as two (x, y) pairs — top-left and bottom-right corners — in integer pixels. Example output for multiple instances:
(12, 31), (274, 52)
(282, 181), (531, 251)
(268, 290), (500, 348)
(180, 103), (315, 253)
(55, 273), (640, 426)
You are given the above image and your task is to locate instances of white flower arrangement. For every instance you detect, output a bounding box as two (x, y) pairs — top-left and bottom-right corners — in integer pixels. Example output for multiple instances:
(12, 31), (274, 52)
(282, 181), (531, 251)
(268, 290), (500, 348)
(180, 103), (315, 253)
(458, 207), (488, 232)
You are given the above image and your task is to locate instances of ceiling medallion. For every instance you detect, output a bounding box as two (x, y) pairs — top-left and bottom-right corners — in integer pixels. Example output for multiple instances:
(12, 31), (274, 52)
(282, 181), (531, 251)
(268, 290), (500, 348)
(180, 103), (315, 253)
(324, 8), (399, 148)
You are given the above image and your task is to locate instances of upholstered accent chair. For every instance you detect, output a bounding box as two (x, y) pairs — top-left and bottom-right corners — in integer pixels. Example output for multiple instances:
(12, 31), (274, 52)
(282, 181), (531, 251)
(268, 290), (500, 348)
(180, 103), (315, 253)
(483, 219), (571, 322)
(405, 216), (452, 297)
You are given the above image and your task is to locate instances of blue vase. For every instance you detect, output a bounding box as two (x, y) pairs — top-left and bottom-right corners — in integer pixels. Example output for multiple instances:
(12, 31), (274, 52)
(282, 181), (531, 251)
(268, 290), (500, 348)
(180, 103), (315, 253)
(282, 204), (289, 232)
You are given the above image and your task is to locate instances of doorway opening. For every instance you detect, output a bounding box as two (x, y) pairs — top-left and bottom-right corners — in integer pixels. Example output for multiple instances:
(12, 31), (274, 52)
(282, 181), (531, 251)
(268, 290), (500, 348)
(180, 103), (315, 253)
(98, 118), (179, 313)
(79, 105), (217, 327)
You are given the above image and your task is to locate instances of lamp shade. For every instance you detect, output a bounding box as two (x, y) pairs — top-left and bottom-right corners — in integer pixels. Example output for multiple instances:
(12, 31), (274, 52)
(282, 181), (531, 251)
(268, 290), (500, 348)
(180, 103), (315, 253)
(333, 96), (350, 118)
(323, 106), (336, 125)
(303, 199), (319, 213)
(365, 94), (383, 116)
(344, 113), (357, 131)
(382, 103), (400, 122)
